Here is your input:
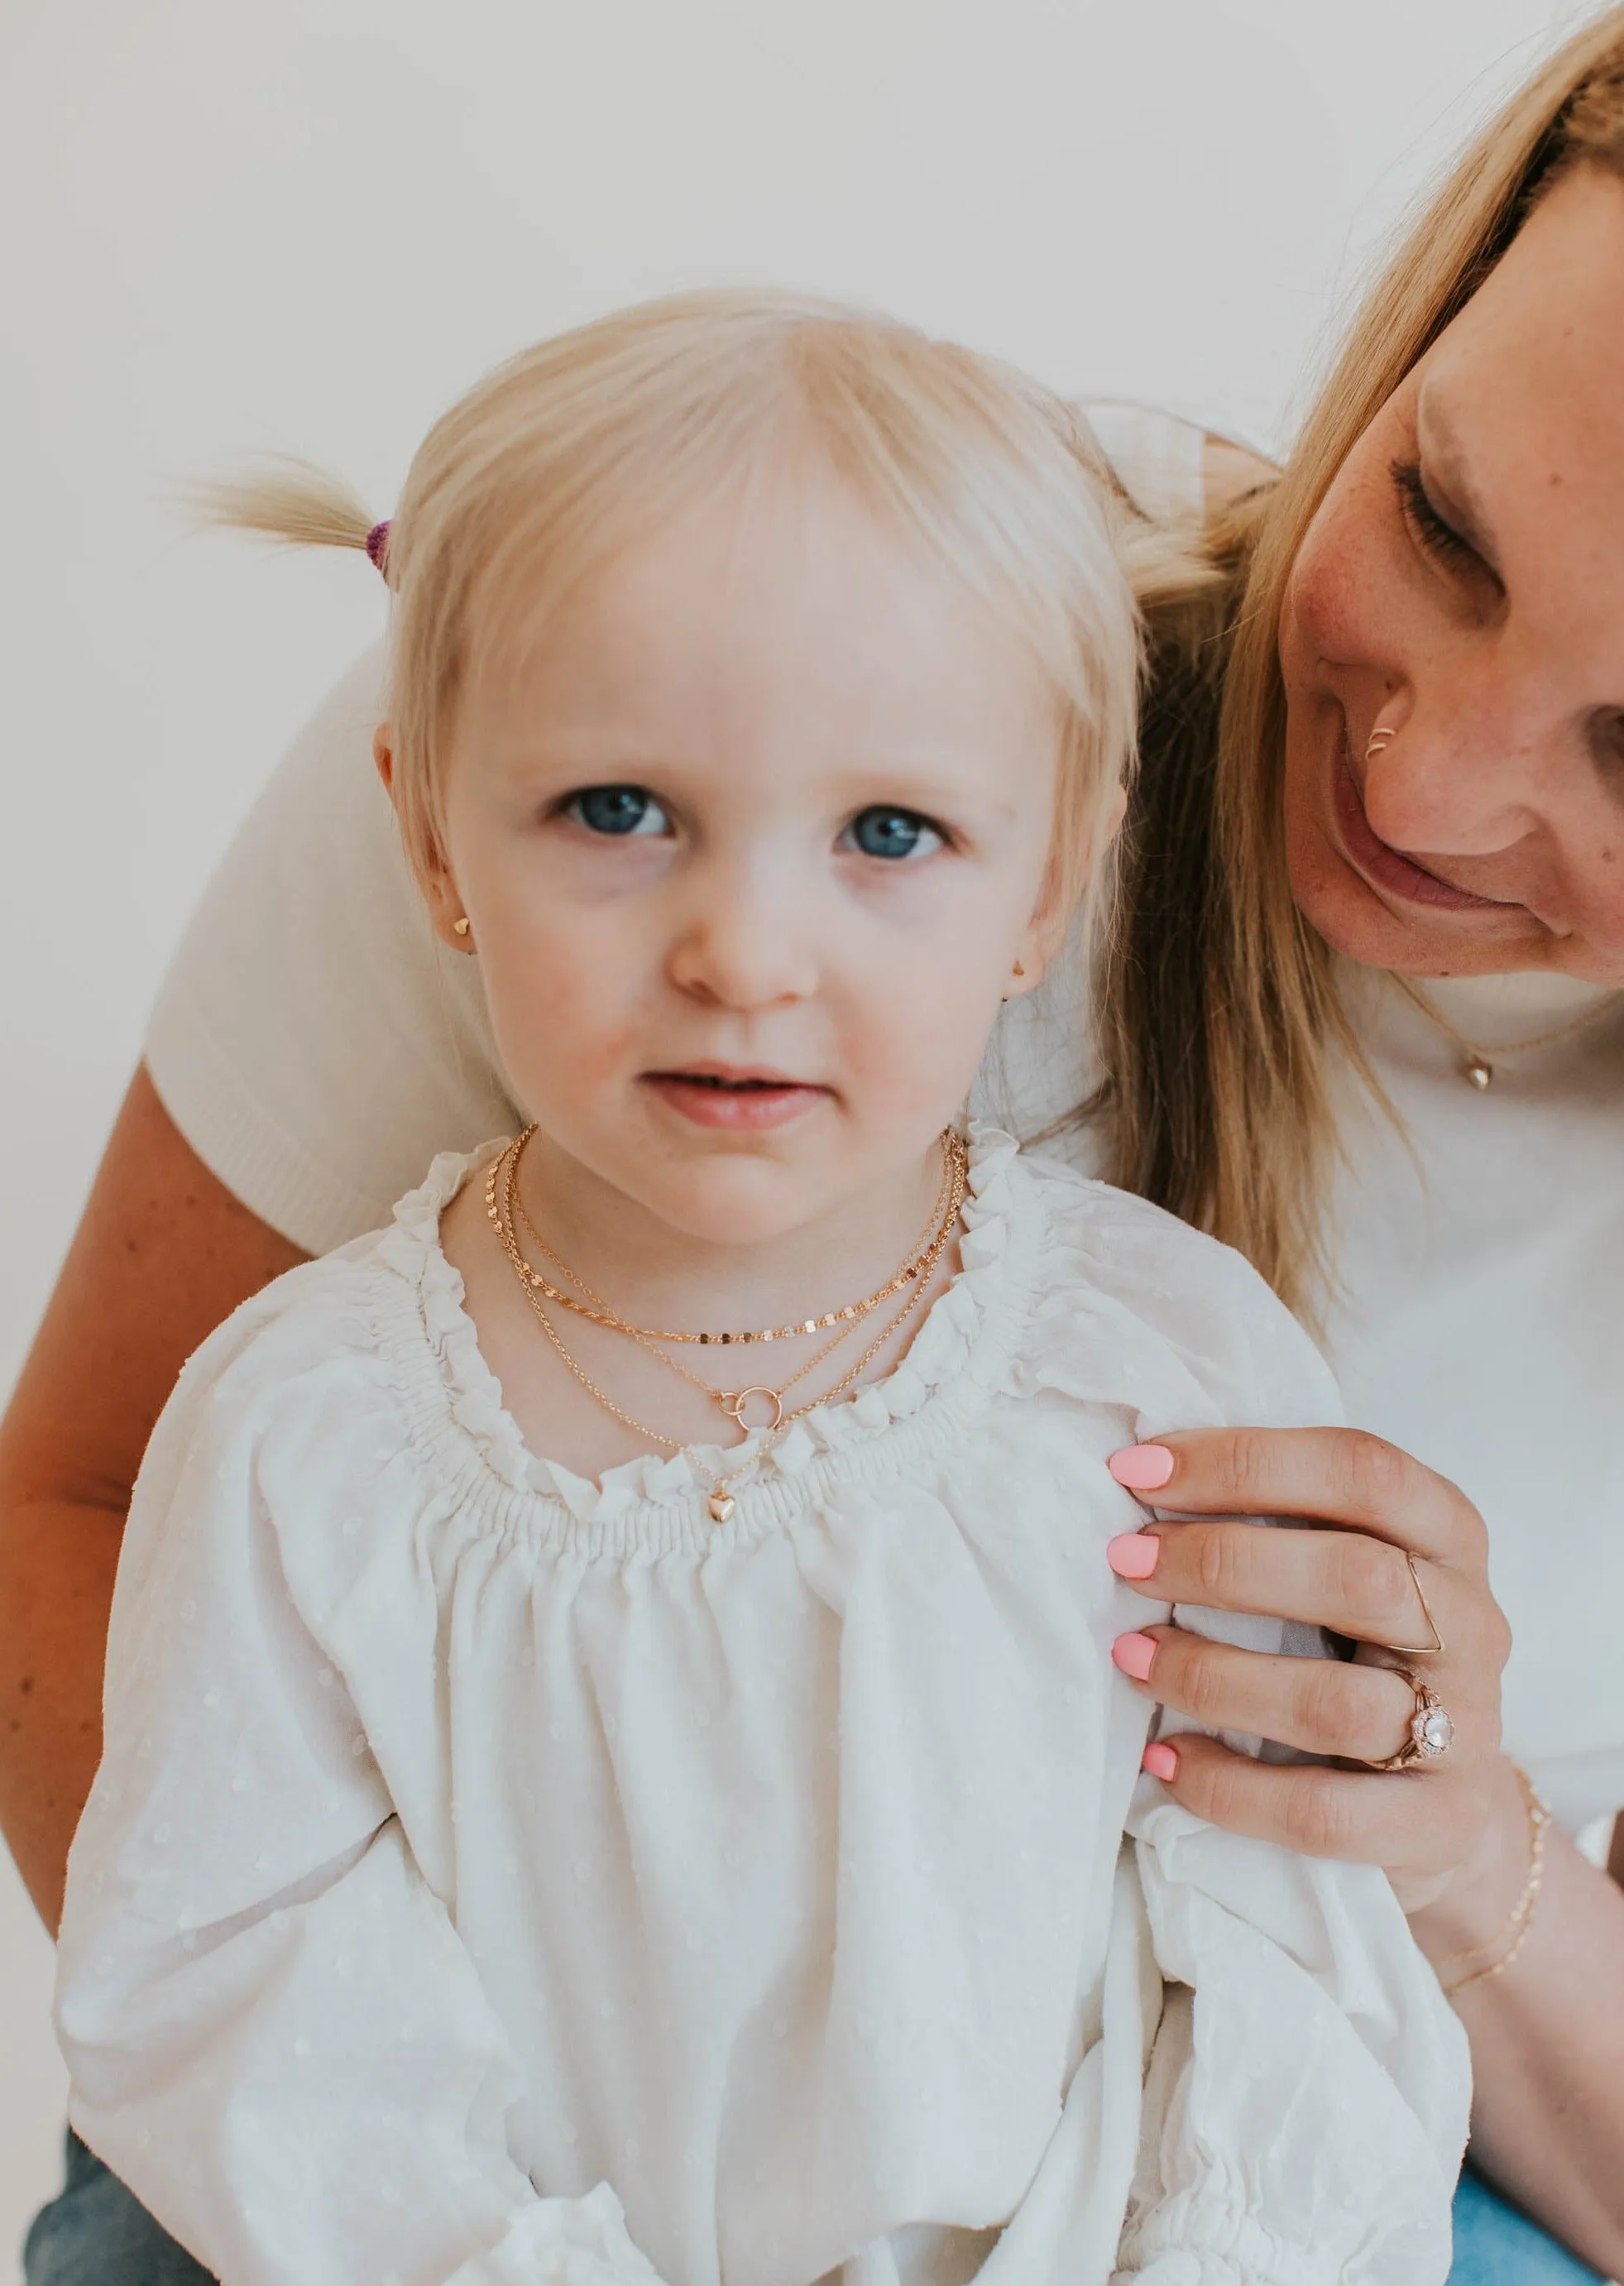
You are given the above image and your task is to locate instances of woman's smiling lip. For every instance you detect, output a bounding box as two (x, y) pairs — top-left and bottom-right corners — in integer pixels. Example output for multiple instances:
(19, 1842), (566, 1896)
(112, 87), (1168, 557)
(640, 1065), (832, 1131)
(1332, 728), (1520, 913)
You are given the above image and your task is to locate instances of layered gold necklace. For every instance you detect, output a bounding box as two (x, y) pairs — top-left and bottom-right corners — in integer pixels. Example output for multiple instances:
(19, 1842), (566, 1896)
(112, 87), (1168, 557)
(485, 1129), (969, 1523)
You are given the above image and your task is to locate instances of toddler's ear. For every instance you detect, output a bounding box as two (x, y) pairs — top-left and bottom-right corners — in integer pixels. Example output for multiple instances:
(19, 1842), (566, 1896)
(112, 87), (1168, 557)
(372, 725), (472, 954)
(1007, 914), (1057, 1000)
(421, 865), (474, 952)
(1009, 862), (1077, 998)
(1013, 774), (1131, 992)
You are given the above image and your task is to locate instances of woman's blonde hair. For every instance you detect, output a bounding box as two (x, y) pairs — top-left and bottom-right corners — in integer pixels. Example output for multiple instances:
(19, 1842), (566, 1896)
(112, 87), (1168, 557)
(1095, 5), (1624, 1313)
(211, 290), (1184, 937)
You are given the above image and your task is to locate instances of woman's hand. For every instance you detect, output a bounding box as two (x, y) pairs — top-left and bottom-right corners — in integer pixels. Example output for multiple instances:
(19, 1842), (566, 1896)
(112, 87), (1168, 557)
(1104, 1426), (1516, 1925)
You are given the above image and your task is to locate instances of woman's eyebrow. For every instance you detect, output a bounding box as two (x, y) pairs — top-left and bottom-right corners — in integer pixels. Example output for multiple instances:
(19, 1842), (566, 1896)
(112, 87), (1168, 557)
(1414, 389), (1503, 573)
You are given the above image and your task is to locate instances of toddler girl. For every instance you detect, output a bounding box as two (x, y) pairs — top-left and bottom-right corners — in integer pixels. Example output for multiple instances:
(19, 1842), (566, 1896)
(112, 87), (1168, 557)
(55, 292), (1467, 2286)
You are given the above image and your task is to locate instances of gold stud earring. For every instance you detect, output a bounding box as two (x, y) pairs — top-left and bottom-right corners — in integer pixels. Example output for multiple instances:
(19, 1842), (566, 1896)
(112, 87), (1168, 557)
(1012, 960), (1026, 978)
(453, 917), (471, 938)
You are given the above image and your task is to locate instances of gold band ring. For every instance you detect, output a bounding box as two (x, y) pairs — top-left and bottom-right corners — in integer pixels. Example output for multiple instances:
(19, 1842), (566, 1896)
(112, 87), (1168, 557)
(1368, 1666), (1456, 1771)
(1386, 1550), (1446, 1657)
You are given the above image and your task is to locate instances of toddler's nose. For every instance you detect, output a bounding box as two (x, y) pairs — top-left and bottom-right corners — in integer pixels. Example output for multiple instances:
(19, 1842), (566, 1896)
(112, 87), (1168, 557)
(667, 870), (820, 1010)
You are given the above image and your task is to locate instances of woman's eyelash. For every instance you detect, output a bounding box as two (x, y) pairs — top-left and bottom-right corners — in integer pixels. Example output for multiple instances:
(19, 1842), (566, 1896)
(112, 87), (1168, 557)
(1391, 459), (1483, 579)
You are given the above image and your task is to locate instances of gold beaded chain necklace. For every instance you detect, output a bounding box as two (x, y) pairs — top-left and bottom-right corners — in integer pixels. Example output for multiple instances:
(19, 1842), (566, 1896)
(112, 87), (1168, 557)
(1389, 974), (1624, 1091)
(510, 1132), (960, 1347)
(484, 1134), (968, 1523)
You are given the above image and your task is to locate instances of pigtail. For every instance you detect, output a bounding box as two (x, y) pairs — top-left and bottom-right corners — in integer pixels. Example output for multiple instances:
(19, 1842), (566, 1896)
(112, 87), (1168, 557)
(184, 457), (386, 566)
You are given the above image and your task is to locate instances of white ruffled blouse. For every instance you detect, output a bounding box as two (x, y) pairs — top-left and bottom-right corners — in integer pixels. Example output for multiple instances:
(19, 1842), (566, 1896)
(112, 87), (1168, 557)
(56, 1133), (1468, 2286)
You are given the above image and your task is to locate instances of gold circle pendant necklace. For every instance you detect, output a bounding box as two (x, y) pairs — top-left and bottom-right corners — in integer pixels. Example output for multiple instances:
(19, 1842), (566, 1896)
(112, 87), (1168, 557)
(484, 1131), (968, 1523)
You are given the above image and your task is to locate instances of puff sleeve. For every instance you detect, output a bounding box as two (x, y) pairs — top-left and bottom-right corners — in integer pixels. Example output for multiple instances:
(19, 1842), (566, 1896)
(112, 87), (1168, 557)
(1114, 1804), (1468, 2283)
(54, 1290), (670, 2286)
(1083, 1198), (1471, 2282)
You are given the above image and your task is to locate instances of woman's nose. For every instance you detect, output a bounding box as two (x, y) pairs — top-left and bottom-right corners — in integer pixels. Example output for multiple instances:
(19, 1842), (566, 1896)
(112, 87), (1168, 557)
(665, 860), (821, 1010)
(1362, 680), (1549, 859)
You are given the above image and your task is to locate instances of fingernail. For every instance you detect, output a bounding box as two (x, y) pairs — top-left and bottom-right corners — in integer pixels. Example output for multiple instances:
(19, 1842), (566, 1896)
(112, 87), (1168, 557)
(1108, 1444), (1176, 1492)
(1106, 1532), (1161, 1580)
(1142, 1742), (1179, 1782)
(1112, 1631), (1158, 1682)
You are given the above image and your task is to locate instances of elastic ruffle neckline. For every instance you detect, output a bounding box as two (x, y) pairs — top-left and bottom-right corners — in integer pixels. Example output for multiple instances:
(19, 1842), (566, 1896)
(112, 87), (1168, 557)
(365, 1126), (1042, 1546)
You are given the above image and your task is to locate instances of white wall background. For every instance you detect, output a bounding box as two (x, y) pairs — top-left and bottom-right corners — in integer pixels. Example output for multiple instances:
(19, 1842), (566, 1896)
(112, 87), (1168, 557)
(0, 0), (1593, 2268)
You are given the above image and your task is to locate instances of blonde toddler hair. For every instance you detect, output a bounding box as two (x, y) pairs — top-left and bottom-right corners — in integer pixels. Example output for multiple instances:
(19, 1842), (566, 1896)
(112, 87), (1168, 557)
(210, 289), (1181, 932)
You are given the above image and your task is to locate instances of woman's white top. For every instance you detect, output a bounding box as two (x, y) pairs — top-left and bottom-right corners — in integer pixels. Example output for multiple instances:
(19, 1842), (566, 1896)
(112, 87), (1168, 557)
(56, 1133), (1468, 2286)
(141, 410), (1624, 1838)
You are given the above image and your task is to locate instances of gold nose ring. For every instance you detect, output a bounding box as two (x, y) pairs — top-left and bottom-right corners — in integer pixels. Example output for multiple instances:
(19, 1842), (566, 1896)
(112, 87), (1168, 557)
(1365, 725), (1397, 762)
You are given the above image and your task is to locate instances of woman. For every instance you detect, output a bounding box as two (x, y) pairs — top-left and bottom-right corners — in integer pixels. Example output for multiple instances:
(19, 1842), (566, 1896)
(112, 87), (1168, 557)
(5, 11), (1624, 2281)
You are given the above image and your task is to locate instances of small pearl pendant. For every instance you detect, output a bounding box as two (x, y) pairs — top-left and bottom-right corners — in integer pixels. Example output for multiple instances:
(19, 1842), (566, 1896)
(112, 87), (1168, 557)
(708, 1492), (735, 1525)
(1464, 1058), (1493, 1090)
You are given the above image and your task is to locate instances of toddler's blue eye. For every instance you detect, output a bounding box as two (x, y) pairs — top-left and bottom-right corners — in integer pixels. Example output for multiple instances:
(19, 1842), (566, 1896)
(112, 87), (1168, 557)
(567, 785), (668, 837)
(845, 806), (944, 860)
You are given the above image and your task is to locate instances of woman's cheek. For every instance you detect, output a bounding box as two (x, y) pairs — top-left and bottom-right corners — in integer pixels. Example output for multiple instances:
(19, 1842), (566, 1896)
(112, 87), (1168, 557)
(1283, 486), (1391, 677)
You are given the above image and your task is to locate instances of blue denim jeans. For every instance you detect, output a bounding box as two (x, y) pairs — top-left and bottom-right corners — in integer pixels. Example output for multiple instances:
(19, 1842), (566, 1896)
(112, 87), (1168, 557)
(21, 2133), (1607, 2285)
(23, 2136), (212, 2286)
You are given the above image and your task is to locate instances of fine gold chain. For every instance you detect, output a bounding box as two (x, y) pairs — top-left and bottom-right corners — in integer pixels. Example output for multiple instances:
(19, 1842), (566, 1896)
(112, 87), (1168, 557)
(489, 1130), (964, 1436)
(1390, 974), (1624, 1092)
(510, 1134), (959, 1345)
(488, 1138), (951, 1521)
(496, 1129), (966, 1429)
(1437, 1766), (1552, 1998)
(483, 1137), (966, 1520)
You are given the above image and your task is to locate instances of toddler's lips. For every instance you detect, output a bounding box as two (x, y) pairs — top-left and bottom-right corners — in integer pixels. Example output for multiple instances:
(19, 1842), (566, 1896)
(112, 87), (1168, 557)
(641, 1071), (830, 1131)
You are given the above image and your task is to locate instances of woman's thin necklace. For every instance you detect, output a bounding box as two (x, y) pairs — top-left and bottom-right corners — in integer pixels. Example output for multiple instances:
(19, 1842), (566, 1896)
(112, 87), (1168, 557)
(484, 1133), (968, 1523)
(1389, 973), (1624, 1090)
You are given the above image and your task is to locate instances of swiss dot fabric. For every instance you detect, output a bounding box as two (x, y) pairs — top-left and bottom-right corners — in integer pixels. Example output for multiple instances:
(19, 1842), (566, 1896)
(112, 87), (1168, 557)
(56, 1133), (1468, 2286)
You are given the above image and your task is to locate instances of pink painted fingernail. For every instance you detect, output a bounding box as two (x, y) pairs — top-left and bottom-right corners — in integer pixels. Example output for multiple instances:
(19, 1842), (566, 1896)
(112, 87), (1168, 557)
(1112, 1631), (1158, 1682)
(1108, 1444), (1176, 1492)
(1142, 1742), (1179, 1782)
(1106, 1532), (1161, 1580)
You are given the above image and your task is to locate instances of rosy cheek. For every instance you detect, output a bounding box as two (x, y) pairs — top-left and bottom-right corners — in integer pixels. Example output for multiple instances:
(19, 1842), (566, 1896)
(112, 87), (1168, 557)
(1284, 502), (1384, 675)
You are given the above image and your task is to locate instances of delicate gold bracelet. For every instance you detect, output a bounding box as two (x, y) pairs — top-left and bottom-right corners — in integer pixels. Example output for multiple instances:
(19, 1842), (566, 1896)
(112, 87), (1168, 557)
(1439, 1765), (1552, 1999)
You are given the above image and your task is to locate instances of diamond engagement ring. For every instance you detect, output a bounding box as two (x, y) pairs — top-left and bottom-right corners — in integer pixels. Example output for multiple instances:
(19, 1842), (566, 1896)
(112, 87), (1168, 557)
(1369, 1667), (1456, 1771)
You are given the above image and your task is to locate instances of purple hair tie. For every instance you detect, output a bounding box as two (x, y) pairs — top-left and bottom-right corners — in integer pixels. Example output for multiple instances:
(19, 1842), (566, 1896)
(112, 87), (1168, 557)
(366, 520), (391, 575)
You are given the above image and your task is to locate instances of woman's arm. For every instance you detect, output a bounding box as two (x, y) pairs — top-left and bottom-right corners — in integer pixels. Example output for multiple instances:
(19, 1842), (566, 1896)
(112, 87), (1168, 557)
(1435, 1765), (1624, 2274)
(1107, 1427), (1624, 2279)
(0, 1066), (304, 1929)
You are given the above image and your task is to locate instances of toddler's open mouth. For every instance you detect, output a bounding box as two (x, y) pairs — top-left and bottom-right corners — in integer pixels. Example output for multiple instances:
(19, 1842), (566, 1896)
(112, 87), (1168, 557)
(640, 1065), (831, 1131)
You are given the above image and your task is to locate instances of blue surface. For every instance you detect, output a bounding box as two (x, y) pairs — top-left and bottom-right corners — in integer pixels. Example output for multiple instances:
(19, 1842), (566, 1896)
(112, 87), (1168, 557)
(1449, 2165), (1605, 2286)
